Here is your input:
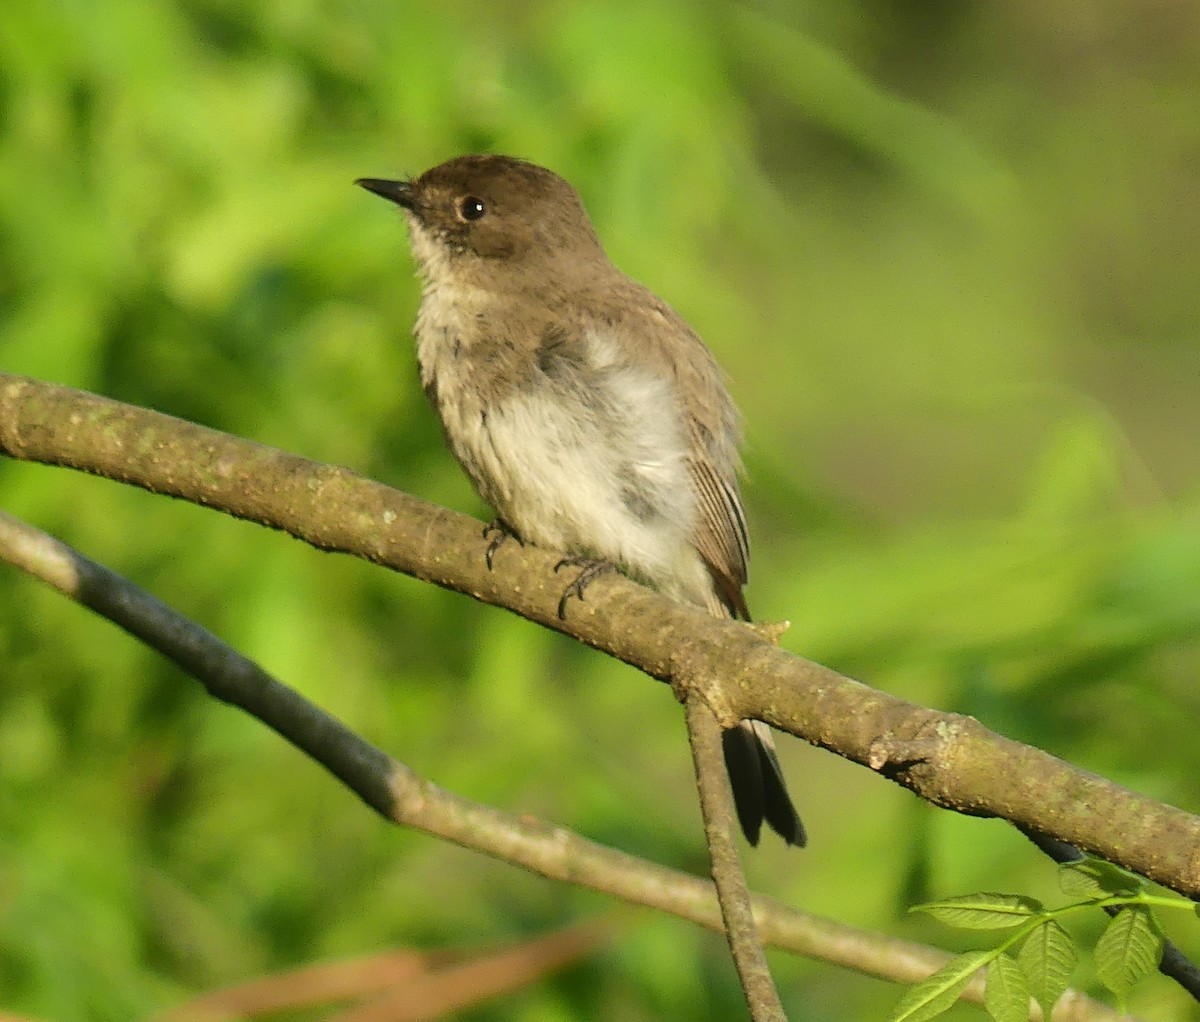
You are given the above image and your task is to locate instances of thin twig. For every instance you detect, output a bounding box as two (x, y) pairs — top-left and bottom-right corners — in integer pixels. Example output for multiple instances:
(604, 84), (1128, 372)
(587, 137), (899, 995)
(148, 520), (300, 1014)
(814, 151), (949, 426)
(684, 698), (786, 1020)
(0, 511), (1131, 1021)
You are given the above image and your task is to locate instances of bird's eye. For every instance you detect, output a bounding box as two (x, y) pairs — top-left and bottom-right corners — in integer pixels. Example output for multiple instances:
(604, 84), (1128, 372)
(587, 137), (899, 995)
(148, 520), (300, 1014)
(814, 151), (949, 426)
(458, 196), (486, 221)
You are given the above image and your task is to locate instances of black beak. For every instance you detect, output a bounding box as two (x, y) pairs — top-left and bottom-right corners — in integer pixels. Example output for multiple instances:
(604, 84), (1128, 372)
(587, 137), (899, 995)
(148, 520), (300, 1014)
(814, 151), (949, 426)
(355, 177), (415, 209)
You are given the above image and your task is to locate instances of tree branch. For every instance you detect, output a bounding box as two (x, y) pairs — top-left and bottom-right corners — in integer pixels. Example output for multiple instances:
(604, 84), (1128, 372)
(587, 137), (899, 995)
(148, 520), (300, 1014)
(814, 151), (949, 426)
(3, 373), (1196, 900)
(0, 509), (1130, 1021)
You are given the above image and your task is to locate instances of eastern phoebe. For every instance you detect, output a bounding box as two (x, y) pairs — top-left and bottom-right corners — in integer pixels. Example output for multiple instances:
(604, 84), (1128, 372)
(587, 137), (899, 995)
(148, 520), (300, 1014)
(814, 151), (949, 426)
(357, 155), (804, 847)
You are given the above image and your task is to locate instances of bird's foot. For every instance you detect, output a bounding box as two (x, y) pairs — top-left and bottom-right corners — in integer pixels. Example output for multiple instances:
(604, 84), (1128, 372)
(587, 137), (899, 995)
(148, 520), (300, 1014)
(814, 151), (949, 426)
(553, 557), (617, 619)
(482, 519), (524, 570)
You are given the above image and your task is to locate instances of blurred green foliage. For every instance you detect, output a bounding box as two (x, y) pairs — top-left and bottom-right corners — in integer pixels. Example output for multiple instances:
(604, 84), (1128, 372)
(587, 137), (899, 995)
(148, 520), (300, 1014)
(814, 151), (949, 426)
(1, 1), (1199, 1019)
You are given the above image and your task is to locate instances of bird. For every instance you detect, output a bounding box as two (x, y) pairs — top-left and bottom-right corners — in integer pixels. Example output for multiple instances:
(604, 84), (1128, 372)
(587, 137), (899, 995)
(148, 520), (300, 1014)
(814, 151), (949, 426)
(357, 154), (804, 847)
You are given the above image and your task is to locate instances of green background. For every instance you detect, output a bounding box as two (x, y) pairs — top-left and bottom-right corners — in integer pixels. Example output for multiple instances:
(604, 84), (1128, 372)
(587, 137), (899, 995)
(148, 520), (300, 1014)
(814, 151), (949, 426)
(2, 1), (1199, 1019)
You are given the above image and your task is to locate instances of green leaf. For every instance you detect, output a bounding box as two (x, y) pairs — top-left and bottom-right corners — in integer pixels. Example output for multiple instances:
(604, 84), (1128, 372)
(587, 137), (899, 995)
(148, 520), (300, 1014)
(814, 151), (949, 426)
(985, 953), (1031, 1022)
(890, 950), (991, 1022)
(912, 893), (1043, 930)
(1018, 919), (1076, 1018)
(1094, 906), (1163, 1005)
(1058, 858), (1143, 898)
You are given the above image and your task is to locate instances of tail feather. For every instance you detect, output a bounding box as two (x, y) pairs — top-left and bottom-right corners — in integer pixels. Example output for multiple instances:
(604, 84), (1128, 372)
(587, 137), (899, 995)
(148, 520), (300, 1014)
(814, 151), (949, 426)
(697, 563), (805, 847)
(721, 720), (806, 847)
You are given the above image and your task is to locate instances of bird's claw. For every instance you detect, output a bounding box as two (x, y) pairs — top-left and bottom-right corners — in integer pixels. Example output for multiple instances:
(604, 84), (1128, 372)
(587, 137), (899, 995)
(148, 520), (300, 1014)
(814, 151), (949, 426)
(553, 557), (616, 619)
(482, 519), (523, 570)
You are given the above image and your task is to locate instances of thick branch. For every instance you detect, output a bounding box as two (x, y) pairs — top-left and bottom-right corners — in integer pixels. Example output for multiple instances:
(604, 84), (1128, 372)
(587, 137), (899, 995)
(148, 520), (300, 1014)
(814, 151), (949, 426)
(2, 374), (1199, 902)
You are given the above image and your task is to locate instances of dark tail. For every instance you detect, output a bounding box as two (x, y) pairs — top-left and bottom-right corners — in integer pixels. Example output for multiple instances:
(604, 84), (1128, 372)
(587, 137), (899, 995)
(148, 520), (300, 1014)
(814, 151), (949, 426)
(721, 720), (806, 847)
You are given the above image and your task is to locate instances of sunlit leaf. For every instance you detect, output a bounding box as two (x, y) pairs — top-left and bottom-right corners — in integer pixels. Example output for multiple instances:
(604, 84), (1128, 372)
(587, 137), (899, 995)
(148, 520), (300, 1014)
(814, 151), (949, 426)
(1094, 906), (1162, 1005)
(912, 893), (1042, 929)
(890, 951), (990, 1022)
(1017, 920), (1076, 1019)
(1058, 858), (1143, 899)
(984, 953), (1030, 1022)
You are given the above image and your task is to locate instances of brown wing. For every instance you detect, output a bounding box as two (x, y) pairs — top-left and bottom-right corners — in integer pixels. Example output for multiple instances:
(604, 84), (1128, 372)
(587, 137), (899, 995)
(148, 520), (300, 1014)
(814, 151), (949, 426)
(688, 429), (751, 620)
(582, 277), (751, 617)
(664, 309), (750, 621)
